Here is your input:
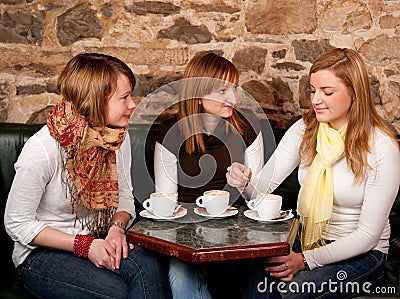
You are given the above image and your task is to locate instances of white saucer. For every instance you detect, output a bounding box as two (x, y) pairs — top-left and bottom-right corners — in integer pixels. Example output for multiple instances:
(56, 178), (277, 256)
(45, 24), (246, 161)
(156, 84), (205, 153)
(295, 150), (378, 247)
(244, 210), (294, 222)
(194, 206), (238, 218)
(139, 206), (187, 220)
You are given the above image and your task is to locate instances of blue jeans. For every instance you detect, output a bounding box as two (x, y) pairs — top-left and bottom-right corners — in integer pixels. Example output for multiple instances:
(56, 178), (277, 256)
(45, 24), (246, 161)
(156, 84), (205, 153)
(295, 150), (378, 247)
(242, 249), (387, 298)
(18, 246), (172, 299)
(168, 257), (211, 299)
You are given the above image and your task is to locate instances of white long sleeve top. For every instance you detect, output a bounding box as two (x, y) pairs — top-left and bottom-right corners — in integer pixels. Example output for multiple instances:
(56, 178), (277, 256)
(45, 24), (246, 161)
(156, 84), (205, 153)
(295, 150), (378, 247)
(253, 119), (400, 269)
(4, 126), (136, 267)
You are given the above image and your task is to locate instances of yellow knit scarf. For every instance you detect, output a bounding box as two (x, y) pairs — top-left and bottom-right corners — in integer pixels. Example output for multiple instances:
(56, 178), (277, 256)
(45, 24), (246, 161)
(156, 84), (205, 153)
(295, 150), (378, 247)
(297, 122), (346, 250)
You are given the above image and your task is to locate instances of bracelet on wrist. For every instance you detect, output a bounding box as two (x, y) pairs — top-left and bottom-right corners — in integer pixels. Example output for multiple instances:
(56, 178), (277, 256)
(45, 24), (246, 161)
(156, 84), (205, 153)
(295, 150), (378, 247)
(110, 221), (126, 231)
(301, 253), (310, 271)
(73, 234), (94, 259)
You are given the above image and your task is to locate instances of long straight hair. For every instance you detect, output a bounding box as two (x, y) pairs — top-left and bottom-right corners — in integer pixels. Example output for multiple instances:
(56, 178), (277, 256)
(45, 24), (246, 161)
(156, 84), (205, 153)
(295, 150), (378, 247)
(178, 51), (245, 154)
(300, 48), (397, 181)
(57, 53), (136, 127)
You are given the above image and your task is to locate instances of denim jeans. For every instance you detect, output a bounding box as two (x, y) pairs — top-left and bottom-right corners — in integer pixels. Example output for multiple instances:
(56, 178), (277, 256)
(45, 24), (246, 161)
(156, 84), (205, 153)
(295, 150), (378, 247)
(168, 257), (211, 299)
(18, 246), (172, 299)
(242, 249), (387, 299)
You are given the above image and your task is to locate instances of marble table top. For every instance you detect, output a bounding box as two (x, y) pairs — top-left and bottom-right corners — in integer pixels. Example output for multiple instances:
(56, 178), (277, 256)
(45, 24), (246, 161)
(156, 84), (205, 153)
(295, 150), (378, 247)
(126, 206), (299, 263)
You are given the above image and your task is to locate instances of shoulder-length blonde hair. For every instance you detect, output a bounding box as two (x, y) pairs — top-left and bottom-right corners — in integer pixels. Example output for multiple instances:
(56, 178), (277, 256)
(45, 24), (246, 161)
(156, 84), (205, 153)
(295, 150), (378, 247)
(57, 53), (136, 127)
(178, 51), (245, 154)
(300, 48), (396, 181)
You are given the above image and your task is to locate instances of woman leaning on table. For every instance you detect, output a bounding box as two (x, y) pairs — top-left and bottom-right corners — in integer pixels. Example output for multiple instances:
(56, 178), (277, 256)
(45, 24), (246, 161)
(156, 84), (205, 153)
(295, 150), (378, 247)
(227, 48), (400, 298)
(154, 51), (264, 299)
(4, 53), (171, 299)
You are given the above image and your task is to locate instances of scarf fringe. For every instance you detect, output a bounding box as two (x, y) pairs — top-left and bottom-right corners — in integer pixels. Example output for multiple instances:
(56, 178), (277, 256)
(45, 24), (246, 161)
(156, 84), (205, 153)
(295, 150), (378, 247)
(300, 217), (331, 251)
(62, 148), (116, 238)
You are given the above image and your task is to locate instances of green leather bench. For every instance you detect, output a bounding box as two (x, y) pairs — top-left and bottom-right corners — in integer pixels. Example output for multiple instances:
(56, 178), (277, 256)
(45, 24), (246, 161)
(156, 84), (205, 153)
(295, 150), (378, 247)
(1, 122), (399, 298)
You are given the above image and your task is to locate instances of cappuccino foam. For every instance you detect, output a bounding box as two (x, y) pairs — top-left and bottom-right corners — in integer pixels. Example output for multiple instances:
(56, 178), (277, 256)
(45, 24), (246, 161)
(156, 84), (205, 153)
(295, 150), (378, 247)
(205, 190), (227, 196)
(151, 191), (177, 198)
(257, 193), (281, 200)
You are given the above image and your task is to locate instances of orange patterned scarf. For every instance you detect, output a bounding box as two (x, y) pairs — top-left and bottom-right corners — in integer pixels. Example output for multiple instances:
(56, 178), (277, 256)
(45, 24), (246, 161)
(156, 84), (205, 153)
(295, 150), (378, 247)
(47, 99), (126, 236)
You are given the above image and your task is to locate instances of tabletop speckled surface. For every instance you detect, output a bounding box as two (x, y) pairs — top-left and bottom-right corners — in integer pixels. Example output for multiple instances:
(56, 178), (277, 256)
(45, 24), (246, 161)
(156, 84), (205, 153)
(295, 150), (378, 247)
(127, 207), (298, 263)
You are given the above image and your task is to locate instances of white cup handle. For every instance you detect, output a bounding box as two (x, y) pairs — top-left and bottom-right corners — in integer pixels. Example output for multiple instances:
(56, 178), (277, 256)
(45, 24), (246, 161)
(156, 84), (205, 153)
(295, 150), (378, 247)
(143, 198), (152, 211)
(247, 199), (258, 210)
(196, 196), (205, 208)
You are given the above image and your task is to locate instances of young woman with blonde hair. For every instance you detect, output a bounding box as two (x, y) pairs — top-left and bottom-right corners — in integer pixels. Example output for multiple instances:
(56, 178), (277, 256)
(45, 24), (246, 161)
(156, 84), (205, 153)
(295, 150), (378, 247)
(154, 51), (264, 298)
(227, 48), (400, 298)
(5, 53), (171, 298)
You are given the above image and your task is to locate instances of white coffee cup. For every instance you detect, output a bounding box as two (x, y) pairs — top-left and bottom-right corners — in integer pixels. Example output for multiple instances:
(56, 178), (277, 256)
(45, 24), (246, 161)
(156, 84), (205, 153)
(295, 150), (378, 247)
(247, 193), (282, 220)
(195, 190), (229, 216)
(143, 191), (178, 217)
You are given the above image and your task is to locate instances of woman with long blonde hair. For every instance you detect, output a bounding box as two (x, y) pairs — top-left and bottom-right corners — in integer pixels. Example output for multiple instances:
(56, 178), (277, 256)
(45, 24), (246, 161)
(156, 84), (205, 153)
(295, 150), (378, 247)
(227, 48), (400, 298)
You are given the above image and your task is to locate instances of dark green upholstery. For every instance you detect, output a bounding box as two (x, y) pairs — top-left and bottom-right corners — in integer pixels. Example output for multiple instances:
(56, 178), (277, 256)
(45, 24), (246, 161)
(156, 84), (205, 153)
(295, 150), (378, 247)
(0, 124), (43, 268)
(0, 123), (42, 299)
(1, 123), (399, 298)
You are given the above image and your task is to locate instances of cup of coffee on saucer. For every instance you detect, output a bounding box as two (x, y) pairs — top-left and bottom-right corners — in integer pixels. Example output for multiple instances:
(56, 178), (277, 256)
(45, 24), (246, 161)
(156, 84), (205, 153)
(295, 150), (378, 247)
(195, 190), (229, 216)
(247, 193), (282, 220)
(143, 191), (178, 218)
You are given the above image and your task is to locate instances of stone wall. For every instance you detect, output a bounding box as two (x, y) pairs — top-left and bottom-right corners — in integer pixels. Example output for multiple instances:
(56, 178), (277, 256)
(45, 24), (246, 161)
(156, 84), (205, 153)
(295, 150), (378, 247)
(0, 0), (399, 132)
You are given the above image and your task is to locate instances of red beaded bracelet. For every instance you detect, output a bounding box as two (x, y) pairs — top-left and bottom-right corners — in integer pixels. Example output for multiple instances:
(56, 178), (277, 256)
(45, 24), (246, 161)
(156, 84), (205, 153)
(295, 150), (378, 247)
(73, 234), (95, 258)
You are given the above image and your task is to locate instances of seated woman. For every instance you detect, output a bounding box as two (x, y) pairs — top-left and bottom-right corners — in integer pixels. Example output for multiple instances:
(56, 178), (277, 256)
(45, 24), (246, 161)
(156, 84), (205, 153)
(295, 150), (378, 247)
(4, 53), (171, 299)
(154, 51), (264, 298)
(227, 48), (400, 298)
